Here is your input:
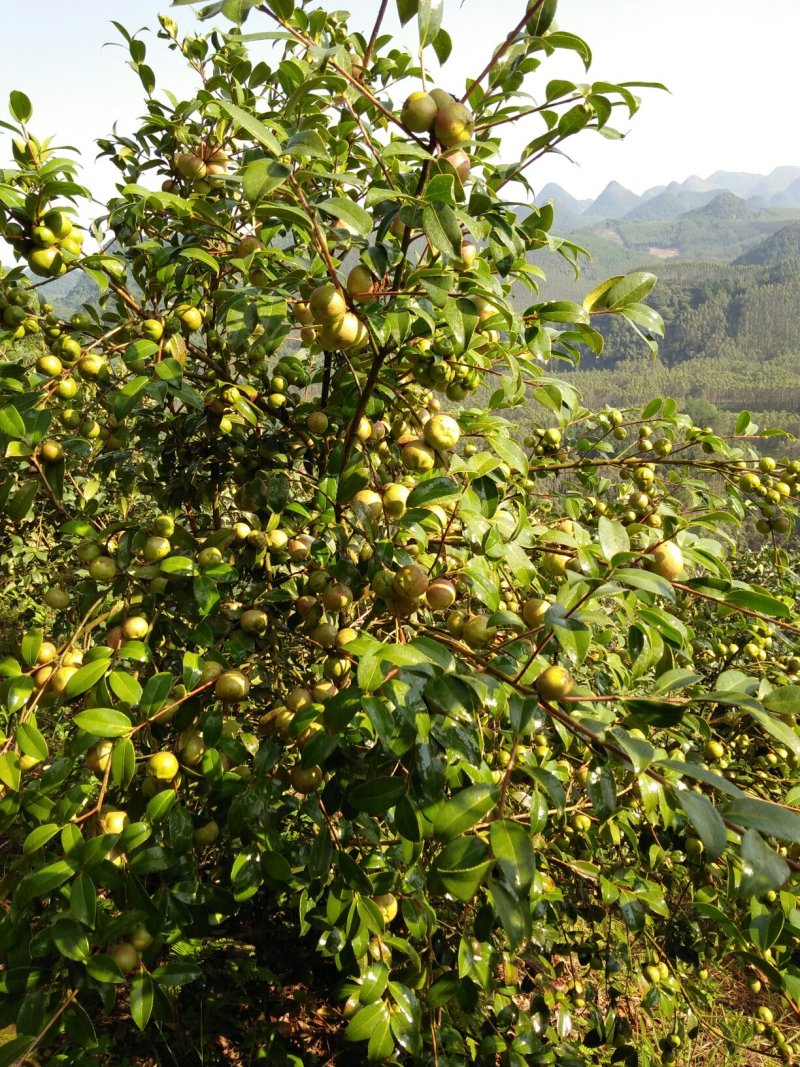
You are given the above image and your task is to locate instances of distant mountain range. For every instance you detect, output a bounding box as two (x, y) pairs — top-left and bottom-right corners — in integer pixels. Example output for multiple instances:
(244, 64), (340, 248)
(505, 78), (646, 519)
(537, 166), (800, 230)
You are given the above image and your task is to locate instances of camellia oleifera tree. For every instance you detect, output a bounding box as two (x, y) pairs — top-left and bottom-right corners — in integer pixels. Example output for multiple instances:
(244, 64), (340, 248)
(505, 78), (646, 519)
(1, 2), (800, 1064)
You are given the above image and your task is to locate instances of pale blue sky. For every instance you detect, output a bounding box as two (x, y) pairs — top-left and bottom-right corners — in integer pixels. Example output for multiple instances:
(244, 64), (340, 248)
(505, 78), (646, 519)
(1, 1), (798, 205)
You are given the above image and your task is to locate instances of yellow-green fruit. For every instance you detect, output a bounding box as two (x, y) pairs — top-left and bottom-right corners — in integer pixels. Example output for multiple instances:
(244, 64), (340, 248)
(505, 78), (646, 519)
(35, 641), (57, 665)
(535, 665), (573, 701)
(456, 240), (477, 270)
(434, 101), (474, 148)
(122, 616), (149, 640)
(179, 306), (203, 331)
(181, 735), (206, 766)
(236, 234), (263, 258)
(317, 311), (362, 351)
(462, 614), (497, 649)
(28, 246), (65, 278)
(143, 535), (171, 562)
(372, 892), (398, 923)
(175, 151), (207, 180)
(130, 924), (153, 952)
(540, 551), (568, 578)
(142, 318), (164, 341)
(290, 764), (323, 793)
(240, 608), (268, 634)
(648, 541), (683, 580)
(44, 586), (70, 609)
(43, 208), (74, 238)
(88, 556), (118, 582)
(194, 820), (219, 845)
(146, 751), (179, 780)
(429, 88), (455, 109)
(32, 224), (58, 247)
(307, 411), (329, 434)
(36, 354), (63, 377)
(382, 483), (409, 518)
(423, 413), (460, 451)
(99, 809), (129, 835)
(401, 91), (437, 132)
(352, 489), (383, 517)
(401, 439), (436, 472)
(153, 514), (175, 537)
(442, 148), (471, 184)
(215, 670), (250, 703)
(347, 264), (375, 301)
(86, 741), (113, 773)
(309, 283), (347, 323)
(522, 598), (549, 626)
(108, 942), (140, 974)
(426, 578), (457, 610)
(198, 546), (223, 568)
(39, 439), (63, 463)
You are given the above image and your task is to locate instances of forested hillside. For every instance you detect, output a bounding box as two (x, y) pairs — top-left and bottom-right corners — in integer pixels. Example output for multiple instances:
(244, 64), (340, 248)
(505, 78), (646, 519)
(565, 247), (800, 439)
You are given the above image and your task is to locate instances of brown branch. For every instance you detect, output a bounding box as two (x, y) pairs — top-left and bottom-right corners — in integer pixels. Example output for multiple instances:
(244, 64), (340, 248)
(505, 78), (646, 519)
(362, 0), (389, 70)
(460, 2), (544, 104)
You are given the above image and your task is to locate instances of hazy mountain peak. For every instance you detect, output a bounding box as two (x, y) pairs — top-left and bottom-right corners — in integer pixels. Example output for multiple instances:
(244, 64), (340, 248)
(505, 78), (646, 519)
(683, 191), (752, 220)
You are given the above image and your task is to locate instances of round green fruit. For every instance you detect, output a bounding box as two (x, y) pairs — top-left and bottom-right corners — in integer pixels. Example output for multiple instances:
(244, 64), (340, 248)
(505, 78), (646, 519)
(290, 764), (324, 793)
(462, 614), (497, 649)
(108, 942), (139, 974)
(121, 616), (149, 640)
(401, 91), (437, 132)
(88, 556), (118, 582)
(401, 439), (436, 472)
(28, 246), (65, 278)
(43, 209), (73, 238)
(425, 578), (457, 610)
(146, 751), (179, 780)
(240, 608), (268, 634)
(215, 670), (250, 703)
(39, 440), (63, 463)
(535, 665), (573, 701)
(423, 413), (460, 451)
(309, 283), (347, 323)
(372, 892), (398, 924)
(434, 101), (474, 148)
(648, 541), (683, 580)
(143, 536), (171, 562)
(44, 586), (70, 609)
(194, 820), (220, 845)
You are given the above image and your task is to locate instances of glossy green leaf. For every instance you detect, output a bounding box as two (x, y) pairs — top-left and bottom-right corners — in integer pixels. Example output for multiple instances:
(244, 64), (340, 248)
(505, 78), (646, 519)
(433, 785), (498, 840)
(130, 971), (154, 1029)
(348, 776), (405, 814)
(490, 819), (535, 891)
(72, 708), (132, 739)
(64, 658), (111, 700)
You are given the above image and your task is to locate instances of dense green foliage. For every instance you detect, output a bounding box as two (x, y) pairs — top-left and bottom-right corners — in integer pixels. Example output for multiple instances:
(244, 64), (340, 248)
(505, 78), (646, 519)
(1, 3), (800, 1066)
